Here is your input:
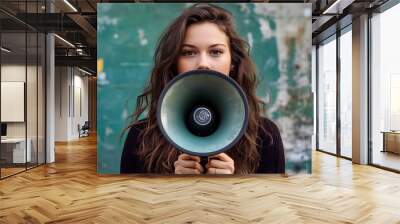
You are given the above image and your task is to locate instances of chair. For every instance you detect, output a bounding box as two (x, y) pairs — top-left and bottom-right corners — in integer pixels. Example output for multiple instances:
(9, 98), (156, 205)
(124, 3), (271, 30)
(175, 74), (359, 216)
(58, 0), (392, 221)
(78, 121), (90, 138)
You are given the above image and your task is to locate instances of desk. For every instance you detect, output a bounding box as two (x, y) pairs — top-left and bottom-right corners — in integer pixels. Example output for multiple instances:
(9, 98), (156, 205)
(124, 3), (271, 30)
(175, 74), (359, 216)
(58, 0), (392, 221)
(381, 131), (400, 154)
(1, 138), (31, 163)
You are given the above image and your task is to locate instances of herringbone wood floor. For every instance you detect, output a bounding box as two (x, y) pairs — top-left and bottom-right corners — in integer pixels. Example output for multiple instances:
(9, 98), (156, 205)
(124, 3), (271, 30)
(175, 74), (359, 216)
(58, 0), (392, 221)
(1, 134), (400, 224)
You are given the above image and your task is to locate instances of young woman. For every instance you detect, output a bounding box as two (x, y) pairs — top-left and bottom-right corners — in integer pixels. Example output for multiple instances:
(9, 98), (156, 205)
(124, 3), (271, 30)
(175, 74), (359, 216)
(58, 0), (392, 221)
(120, 4), (285, 174)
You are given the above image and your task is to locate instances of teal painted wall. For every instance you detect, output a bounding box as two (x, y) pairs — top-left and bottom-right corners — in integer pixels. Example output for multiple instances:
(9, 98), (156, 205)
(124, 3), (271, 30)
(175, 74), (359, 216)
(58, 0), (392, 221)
(97, 3), (313, 174)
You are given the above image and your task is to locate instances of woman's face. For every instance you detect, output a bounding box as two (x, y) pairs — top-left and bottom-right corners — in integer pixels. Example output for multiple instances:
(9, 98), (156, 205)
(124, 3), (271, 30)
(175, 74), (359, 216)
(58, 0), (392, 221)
(177, 22), (232, 76)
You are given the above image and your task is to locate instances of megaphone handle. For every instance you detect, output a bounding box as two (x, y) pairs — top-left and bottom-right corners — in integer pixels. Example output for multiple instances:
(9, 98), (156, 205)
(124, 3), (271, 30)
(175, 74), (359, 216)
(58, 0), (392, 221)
(200, 156), (208, 172)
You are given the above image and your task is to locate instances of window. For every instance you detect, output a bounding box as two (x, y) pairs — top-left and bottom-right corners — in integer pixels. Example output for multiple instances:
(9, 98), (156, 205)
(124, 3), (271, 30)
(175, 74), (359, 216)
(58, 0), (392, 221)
(339, 28), (352, 158)
(370, 3), (400, 171)
(317, 36), (337, 154)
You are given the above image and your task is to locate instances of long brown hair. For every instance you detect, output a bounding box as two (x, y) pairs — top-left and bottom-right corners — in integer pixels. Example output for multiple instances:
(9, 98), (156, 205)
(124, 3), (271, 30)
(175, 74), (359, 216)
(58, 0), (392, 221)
(128, 4), (269, 174)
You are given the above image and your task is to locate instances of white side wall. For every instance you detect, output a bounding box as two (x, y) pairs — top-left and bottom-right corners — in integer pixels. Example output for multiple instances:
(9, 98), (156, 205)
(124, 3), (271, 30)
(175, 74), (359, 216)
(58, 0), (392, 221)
(55, 67), (89, 141)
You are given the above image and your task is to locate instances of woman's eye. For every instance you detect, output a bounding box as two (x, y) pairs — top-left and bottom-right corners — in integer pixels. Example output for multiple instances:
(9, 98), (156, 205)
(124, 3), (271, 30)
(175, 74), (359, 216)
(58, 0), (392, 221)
(180, 50), (196, 56)
(210, 49), (223, 56)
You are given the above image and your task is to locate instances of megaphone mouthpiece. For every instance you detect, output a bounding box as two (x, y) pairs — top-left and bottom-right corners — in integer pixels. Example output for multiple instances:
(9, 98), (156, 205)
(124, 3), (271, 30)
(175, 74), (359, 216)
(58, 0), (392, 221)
(186, 105), (219, 137)
(193, 107), (212, 126)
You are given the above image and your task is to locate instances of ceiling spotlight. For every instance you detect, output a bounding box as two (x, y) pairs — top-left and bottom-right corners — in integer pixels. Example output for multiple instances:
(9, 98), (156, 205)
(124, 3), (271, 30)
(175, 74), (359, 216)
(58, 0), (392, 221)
(1, 47), (11, 53)
(54, 34), (75, 48)
(78, 67), (93, 76)
(63, 0), (78, 12)
(322, 0), (355, 15)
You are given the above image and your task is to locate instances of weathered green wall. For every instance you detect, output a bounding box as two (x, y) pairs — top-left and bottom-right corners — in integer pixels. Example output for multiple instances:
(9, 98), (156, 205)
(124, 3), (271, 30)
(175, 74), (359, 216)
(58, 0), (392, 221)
(98, 3), (313, 174)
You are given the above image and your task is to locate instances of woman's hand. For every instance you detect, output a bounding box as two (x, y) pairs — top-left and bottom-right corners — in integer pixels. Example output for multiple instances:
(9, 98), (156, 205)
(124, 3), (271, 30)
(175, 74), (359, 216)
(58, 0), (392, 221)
(174, 153), (204, 174)
(206, 153), (234, 174)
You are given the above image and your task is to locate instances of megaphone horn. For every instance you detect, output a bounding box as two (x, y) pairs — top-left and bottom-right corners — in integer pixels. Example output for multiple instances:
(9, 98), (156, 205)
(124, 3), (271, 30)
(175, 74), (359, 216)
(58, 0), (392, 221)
(157, 69), (249, 156)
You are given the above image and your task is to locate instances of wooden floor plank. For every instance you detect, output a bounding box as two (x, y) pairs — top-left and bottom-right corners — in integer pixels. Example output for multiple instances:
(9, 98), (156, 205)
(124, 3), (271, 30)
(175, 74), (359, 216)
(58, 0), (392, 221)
(0, 134), (400, 223)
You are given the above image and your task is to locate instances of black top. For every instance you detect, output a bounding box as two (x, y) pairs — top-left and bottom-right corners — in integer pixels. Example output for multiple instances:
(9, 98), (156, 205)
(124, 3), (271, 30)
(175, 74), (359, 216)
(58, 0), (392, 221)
(120, 117), (285, 174)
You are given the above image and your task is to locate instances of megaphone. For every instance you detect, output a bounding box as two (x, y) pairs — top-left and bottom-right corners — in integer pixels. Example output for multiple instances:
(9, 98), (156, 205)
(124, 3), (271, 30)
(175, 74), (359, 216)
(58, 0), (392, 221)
(157, 69), (249, 156)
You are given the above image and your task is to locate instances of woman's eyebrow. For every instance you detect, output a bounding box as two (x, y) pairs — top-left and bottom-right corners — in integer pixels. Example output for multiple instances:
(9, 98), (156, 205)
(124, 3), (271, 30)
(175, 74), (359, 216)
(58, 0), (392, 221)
(209, 44), (227, 48)
(181, 44), (197, 48)
(181, 43), (227, 48)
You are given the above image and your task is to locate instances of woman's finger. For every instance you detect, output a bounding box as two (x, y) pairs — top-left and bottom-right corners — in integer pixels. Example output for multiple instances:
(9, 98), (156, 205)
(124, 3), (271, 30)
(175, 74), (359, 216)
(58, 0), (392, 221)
(207, 159), (232, 169)
(206, 167), (231, 175)
(175, 167), (201, 174)
(208, 153), (233, 162)
(178, 153), (201, 162)
(174, 160), (204, 173)
(206, 159), (234, 173)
